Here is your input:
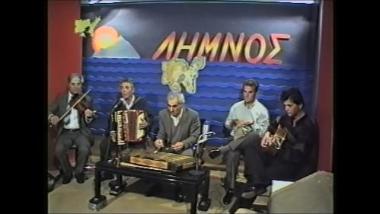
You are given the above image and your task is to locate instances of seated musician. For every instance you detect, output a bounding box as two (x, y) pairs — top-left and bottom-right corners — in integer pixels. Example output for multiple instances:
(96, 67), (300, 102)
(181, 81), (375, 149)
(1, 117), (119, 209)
(208, 79), (270, 205)
(99, 78), (153, 180)
(153, 91), (201, 155)
(48, 73), (96, 184)
(240, 87), (318, 199)
(150, 91), (201, 200)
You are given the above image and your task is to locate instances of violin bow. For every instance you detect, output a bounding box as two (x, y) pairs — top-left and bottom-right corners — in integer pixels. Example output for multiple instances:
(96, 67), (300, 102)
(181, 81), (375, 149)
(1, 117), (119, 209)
(57, 89), (92, 123)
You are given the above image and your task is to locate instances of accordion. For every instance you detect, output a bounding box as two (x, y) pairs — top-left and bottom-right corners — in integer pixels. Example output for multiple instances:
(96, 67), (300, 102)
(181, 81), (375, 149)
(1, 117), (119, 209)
(121, 150), (195, 172)
(114, 110), (145, 144)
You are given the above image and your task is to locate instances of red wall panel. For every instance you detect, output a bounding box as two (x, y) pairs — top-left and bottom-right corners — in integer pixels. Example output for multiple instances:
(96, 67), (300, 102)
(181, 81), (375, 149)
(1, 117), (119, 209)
(48, 0), (81, 169)
(317, 0), (334, 172)
(48, 0), (82, 103)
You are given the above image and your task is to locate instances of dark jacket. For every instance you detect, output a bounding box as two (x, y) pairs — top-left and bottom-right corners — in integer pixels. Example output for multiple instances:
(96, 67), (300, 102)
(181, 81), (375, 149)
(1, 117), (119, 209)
(156, 107), (201, 150)
(268, 113), (317, 165)
(48, 93), (94, 140)
(106, 95), (153, 138)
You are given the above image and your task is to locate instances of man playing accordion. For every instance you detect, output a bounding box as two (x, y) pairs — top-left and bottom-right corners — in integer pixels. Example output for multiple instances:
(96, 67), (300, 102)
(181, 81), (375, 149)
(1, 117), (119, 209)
(99, 78), (153, 180)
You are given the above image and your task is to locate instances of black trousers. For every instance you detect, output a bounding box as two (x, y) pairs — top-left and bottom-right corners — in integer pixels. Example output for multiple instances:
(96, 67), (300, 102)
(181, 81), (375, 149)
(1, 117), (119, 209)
(244, 140), (297, 187)
(55, 130), (91, 175)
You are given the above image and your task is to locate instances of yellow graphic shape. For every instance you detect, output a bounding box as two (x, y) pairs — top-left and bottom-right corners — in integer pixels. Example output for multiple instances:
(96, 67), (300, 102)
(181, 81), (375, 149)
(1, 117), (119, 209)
(161, 56), (206, 94)
(74, 17), (101, 37)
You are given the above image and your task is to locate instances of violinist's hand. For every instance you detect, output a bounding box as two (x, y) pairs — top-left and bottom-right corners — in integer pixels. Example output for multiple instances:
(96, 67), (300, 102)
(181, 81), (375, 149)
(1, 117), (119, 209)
(49, 115), (59, 126)
(154, 139), (164, 149)
(84, 109), (94, 118)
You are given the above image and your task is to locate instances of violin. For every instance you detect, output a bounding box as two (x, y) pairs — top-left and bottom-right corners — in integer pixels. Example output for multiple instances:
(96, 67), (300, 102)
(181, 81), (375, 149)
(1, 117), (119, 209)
(69, 92), (91, 114)
(51, 89), (93, 126)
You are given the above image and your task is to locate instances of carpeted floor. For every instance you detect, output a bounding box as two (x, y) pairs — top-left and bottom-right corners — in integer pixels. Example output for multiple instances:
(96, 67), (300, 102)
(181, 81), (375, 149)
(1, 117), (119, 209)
(48, 170), (250, 214)
(48, 139), (256, 213)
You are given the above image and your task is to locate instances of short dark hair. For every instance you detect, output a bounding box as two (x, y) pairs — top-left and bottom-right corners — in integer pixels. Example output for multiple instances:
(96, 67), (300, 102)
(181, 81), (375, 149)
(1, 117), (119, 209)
(242, 79), (259, 92)
(120, 78), (135, 88)
(280, 87), (304, 106)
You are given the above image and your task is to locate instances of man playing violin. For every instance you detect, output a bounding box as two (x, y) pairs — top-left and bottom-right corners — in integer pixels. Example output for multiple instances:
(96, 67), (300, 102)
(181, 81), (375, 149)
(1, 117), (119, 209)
(48, 73), (95, 184)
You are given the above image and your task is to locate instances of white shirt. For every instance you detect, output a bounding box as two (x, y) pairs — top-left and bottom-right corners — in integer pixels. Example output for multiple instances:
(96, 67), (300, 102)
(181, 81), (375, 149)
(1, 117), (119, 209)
(122, 95), (135, 110)
(170, 107), (184, 127)
(225, 99), (270, 137)
(64, 93), (80, 129)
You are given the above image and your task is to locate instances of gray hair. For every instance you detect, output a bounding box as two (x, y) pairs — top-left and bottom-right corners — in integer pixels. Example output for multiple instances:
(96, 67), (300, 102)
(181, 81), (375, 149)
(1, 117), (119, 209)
(67, 73), (84, 84)
(167, 91), (185, 104)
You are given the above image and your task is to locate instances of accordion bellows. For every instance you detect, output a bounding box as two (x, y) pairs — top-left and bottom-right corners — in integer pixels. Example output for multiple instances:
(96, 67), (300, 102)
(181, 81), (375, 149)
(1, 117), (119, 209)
(114, 110), (145, 144)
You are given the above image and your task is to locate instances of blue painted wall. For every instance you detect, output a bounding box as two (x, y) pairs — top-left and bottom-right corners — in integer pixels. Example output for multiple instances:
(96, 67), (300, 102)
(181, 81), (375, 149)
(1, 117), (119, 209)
(84, 58), (314, 139)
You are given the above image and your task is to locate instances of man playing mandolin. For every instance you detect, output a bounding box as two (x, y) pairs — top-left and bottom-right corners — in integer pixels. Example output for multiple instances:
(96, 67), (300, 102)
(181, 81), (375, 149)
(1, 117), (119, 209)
(48, 73), (96, 184)
(240, 87), (318, 199)
(208, 79), (270, 205)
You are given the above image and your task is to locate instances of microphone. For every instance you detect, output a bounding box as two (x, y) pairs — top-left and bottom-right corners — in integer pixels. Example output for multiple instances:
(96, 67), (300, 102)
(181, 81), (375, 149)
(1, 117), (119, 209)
(191, 132), (216, 176)
(203, 131), (216, 137)
(197, 131), (216, 145)
(111, 98), (123, 110)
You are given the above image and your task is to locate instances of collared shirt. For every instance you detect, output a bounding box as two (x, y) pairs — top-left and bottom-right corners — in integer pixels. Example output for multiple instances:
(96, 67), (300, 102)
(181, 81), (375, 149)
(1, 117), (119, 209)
(64, 92), (80, 129)
(267, 111), (317, 163)
(170, 107), (184, 127)
(225, 99), (269, 137)
(122, 95), (135, 110)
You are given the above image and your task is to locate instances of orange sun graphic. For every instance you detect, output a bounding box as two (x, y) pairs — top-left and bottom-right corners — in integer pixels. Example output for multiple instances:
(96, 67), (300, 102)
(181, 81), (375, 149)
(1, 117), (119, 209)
(92, 26), (120, 53)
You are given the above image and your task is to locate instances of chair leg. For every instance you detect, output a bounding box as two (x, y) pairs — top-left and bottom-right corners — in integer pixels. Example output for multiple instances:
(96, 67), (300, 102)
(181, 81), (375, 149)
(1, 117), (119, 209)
(174, 184), (185, 202)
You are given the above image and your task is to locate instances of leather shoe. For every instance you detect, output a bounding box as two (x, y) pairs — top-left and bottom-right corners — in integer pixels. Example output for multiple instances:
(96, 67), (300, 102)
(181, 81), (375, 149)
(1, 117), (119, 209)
(208, 149), (221, 159)
(222, 189), (234, 205)
(61, 173), (73, 184)
(75, 172), (85, 184)
(241, 186), (267, 199)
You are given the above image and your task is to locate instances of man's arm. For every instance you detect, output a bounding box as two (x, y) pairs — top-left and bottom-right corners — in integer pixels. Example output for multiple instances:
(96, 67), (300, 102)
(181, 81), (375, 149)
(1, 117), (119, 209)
(181, 113), (201, 149)
(252, 107), (270, 137)
(225, 105), (236, 130)
(48, 96), (62, 125)
(285, 119), (317, 163)
(48, 96), (61, 117)
(83, 96), (95, 124)
(156, 111), (167, 141)
(139, 98), (153, 131)
(267, 116), (281, 134)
